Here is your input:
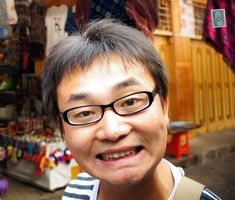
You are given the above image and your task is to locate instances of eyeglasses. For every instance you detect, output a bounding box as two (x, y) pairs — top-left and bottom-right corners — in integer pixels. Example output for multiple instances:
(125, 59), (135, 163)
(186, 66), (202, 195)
(59, 88), (160, 126)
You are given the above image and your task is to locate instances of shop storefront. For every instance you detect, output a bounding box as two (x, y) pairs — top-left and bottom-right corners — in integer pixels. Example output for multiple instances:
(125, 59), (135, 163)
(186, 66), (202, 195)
(0, 0), (80, 191)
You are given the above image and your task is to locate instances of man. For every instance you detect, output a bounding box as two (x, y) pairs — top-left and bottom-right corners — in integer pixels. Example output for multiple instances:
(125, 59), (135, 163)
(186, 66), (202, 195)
(41, 19), (221, 200)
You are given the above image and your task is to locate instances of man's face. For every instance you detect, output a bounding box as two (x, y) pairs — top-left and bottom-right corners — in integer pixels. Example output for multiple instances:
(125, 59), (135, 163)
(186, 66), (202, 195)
(57, 55), (169, 186)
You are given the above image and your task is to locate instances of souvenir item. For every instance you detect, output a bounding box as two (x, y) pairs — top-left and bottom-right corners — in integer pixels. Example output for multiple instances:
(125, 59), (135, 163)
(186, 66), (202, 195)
(0, 174), (8, 195)
(64, 148), (72, 163)
(0, 147), (6, 161)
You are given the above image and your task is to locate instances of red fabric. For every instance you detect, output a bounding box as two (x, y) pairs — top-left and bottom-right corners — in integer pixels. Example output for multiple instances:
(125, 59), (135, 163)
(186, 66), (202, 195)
(75, 0), (159, 39)
(125, 0), (158, 40)
(75, 0), (92, 31)
(203, 0), (235, 72)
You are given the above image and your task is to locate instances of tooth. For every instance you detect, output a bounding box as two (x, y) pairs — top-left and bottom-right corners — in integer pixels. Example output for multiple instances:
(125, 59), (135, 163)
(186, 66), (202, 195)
(101, 148), (137, 161)
(113, 153), (119, 158)
(120, 152), (125, 157)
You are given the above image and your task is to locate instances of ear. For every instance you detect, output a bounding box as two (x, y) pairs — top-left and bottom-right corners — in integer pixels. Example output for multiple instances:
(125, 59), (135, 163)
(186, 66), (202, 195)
(162, 97), (169, 125)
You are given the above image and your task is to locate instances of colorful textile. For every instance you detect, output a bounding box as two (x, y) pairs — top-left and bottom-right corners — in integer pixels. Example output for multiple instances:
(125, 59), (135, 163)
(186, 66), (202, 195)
(75, 0), (92, 31)
(203, 0), (235, 72)
(29, 0), (46, 59)
(126, 0), (158, 39)
(15, 0), (31, 26)
(89, 0), (136, 28)
(75, 0), (136, 31)
(30, 0), (46, 41)
(0, 0), (8, 38)
(75, 0), (158, 38)
(5, 0), (18, 25)
(0, 0), (8, 26)
(65, 5), (77, 35)
(45, 5), (68, 56)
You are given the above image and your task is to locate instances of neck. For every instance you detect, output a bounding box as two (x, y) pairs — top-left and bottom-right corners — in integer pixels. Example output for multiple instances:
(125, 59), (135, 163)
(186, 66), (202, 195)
(98, 159), (174, 200)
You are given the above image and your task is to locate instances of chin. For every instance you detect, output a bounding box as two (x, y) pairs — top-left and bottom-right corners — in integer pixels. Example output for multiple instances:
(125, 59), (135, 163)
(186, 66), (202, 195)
(102, 167), (151, 188)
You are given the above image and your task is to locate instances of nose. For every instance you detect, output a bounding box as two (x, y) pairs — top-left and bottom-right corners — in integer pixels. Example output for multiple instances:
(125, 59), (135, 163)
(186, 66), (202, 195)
(96, 109), (132, 141)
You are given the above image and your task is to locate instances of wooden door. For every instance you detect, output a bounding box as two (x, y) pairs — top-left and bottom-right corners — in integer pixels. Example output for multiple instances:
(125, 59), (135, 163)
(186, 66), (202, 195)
(192, 39), (235, 133)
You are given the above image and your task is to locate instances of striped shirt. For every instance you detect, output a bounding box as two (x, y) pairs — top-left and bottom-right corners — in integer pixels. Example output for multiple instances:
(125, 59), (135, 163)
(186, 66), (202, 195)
(62, 173), (99, 200)
(62, 160), (221, 200)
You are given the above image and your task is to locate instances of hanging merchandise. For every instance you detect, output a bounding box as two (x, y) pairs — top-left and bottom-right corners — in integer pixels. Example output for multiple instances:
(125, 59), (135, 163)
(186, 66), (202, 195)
(20, 74), (43, 117)
(15, 0), (31, 72)
(75, 0), (158, 38)
(15, 0), (31, 27)
(203, 0), (235, 72)
(65, 5), (77, 35)
(0, 132), (73, 175)
(125, 0), (159, 40)
(0, 0), (9, 39)
(45, 4), (68, 56)
(0, 1), (8, 26)
(179, 0), (195, 38)
(0, 146), (6, 162)
(0, 174), (8, 196)
(0, 27), (19, 65)
(29, 0), (47, 59)
(5, 0), (18, 25)
(75, 0), (136, 32)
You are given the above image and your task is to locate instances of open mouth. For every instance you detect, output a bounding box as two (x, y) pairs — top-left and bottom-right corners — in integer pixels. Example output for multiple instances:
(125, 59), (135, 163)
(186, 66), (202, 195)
(96, 146), (143, 161)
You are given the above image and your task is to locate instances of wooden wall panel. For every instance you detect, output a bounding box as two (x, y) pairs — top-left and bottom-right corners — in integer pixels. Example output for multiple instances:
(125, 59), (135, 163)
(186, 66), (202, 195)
(193, 0), (207, 5)
(154, 35), (194, 122)
(176, 64), (194, 121)
(153, 35), (235, 132)
(214, 52), (225, 129)
(225, 61), (235, 125)
(192, 39), (235, 133)
(43, 0), (76, 7)
(174, 36), (194, 121)
(205, 47), (218, 131)
(229, 67), (235, 124)
(153, 36), (176, 120)
(192, 41), (207, 133)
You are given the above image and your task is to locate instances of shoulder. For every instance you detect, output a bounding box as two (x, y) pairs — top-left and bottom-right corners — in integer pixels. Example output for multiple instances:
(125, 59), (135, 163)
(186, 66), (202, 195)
(62, 172), (100, 200)
(200, 187), (222, 200)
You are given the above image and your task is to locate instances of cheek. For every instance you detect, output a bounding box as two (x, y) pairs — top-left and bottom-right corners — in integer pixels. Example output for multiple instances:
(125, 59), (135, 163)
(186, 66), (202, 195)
(135, 104), (168, 143)
(138, 105), (167, 130)
(63, 125), (91, 159)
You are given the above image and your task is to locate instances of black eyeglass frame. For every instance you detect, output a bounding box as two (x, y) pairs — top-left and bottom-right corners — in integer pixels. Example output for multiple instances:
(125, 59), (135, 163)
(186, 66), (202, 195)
(59, 88), (160, 126)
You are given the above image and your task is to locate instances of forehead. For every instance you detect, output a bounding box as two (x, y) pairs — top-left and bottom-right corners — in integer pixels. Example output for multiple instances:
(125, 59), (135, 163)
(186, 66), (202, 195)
(63, 54), (154, 85)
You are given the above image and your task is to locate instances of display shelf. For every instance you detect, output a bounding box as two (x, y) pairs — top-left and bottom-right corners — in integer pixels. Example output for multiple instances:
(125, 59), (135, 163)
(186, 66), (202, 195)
(0, 63), (18, 75)
(0, 90), (18, 105)
(0, 119), (8, 127)
(0, 132), (77, 191)
(1, 159), (77, 191)
(0, 63), (20, 122)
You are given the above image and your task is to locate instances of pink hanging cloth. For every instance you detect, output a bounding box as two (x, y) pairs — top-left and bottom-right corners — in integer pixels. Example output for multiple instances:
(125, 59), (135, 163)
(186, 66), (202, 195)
(203, 0), (235, 72)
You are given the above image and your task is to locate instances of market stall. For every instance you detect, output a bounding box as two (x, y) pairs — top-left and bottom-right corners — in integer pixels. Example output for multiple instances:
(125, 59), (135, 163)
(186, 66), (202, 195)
(0, 126), (77, 191)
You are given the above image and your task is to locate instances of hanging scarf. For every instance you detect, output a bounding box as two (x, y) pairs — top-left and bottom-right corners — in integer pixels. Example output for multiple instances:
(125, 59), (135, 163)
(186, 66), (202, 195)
(203, 0), (235, 72)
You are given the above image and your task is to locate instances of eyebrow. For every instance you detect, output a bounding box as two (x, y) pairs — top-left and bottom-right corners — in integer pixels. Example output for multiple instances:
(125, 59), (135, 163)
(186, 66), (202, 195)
(67, 92), (89, 104)
(66, 78), (141, 104)
(113, 78), (141, 90)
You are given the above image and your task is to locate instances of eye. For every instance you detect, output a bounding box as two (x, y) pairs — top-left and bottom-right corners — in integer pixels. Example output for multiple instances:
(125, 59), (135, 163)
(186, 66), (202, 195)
(74, 110), (94, 118)
(122, 98), (141, 107)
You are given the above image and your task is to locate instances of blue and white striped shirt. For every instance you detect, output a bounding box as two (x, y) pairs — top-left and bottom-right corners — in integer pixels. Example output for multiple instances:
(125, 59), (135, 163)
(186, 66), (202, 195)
(62, 161), (221, 200)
